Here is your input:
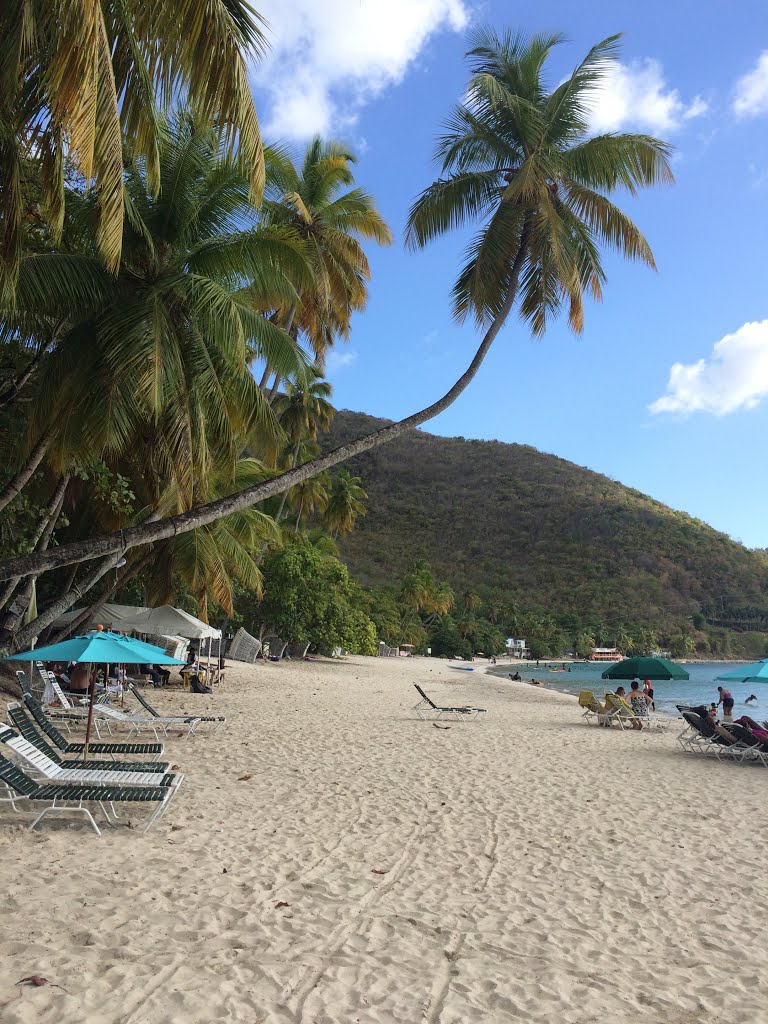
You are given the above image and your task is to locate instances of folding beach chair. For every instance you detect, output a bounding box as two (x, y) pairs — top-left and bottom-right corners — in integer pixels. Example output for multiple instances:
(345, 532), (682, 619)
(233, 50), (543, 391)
(412, 684), (486, 721)
(6, 705), (171, 774)
(578, 690), (605, 723)
(678, 712), (751, 761)
(48, 677), (93, 711)
(20, 694), (165, 759)
(0, 752), (179, 834)
(0, 725), (182, 788)
(601, 694), (639, 731)
(128, 683), (226, 732)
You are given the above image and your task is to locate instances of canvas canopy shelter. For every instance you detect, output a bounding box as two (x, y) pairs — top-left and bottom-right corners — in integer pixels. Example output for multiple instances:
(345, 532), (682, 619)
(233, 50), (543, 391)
(55, 603), (220, 640)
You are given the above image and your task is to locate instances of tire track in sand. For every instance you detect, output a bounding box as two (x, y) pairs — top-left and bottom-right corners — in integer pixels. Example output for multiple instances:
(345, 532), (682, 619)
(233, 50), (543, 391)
(420, 802), (500, 1023)
(281, 799), (433, 1022)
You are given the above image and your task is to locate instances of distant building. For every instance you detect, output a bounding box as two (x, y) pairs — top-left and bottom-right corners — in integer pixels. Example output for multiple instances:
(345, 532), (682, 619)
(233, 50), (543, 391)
(506, 638), (529, 659)
(589, 647), (622, 662)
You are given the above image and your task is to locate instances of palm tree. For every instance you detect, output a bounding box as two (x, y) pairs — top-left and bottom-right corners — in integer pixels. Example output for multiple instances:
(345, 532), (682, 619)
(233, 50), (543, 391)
(615, 627), (634, 654)
(0, 0), (267, 296)
(273, 366), (335, 446)
(261, 137), (393, 391)
(0, 30), (673, 585)
(323, 470), (367, 538)
(270, 366), (335, 522)
(461, 589), (482, 613)
(288, 470), (331, 531)
(2, 114), (309, 515)
(145, 458), (280, 621)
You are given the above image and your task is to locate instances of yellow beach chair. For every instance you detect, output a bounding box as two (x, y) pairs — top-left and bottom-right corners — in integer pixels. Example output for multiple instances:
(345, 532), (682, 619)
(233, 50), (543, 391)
(602, 693), (639, 730)
(578, 690), (605, 723)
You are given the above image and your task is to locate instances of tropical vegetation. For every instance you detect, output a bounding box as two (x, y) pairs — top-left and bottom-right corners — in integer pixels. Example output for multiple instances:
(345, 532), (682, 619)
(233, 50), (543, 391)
(4, 20), (749, 663)
(0, 27), (673, 604)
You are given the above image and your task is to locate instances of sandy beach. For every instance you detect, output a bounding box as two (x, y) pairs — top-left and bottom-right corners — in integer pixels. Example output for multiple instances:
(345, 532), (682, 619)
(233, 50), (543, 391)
(1, 655), (766, 1024)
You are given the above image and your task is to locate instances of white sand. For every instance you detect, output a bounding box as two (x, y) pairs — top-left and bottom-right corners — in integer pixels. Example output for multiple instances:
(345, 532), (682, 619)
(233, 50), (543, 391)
(1, 656), (766, 1023)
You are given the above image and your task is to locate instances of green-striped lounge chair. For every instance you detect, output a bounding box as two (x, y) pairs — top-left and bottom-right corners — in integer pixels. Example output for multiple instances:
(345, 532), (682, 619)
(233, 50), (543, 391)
(15, 670), (80, 725)
(0, 725), (183, 789)
(6, 705), (171, 774)
(0, 752), (179, 834)
(128, 683), (226, 732)
(21, 693), (165, 759)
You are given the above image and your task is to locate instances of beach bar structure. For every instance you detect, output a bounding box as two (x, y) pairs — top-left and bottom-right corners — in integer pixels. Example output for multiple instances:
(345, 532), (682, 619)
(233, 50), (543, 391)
(589, 647), (622, 662)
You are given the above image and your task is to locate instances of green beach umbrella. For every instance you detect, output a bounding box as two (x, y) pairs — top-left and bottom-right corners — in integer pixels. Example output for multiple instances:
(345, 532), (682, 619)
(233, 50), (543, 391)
(716, 660), (768, 683)
(601, 656), (689, 681)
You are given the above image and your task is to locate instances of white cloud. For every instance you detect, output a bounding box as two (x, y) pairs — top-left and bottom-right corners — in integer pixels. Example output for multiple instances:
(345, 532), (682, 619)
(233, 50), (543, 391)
(587, 59), (707, 134)
(733, 52), (768, 117)
(326, 348), (359, 370)
(252, 0), (468, 139)
(649, 320), (768, 416)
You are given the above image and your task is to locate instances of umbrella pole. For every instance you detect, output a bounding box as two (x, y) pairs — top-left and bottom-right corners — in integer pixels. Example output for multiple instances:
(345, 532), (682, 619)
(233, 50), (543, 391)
(83, 662), (99, 764)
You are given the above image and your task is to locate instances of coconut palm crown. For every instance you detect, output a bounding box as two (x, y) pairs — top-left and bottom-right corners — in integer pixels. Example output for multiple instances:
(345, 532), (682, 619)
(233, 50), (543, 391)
(406, 29), (674, 336)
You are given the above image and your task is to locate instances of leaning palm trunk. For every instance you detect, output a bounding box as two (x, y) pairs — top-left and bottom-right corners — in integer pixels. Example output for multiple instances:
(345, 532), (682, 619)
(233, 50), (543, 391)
(262, 304), (297, 398)
(0, 476), (69, 611)
(0, 236), (529, 583)
(0, 343), (51, 410)
(274, 444), (300, 525)
(50, 546), (158, 641)
(8, 552), (121, 651)
(0, 428), (54, 513)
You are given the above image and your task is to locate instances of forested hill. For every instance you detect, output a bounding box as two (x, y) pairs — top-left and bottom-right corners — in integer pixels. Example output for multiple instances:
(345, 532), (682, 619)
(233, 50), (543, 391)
(324, 411), (768, 631)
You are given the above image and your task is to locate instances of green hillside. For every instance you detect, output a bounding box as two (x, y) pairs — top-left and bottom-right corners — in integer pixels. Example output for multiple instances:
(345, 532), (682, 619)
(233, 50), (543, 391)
(324, 411), (768, 634)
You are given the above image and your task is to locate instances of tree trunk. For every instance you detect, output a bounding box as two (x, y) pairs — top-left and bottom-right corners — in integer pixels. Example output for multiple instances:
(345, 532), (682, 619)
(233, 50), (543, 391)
(0, 229), (532, 583)
(8, 553), (120, 652)
(0, 476), (69, 611)
(0, 345), (48, 409)
(0, 427), (54, 514)
(267, 371), (281, 401)
(274, 445), (299, 525)
(259, 305), (296, 398)
(50, 545), (158, 641)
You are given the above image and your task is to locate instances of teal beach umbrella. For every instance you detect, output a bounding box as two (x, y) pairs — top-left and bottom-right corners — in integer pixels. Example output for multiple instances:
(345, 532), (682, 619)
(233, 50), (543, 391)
(716, 661), (768, 683)
(5, 631), (185, 666)
(601, 656), (689, 681)
(5, 631), (185, 760)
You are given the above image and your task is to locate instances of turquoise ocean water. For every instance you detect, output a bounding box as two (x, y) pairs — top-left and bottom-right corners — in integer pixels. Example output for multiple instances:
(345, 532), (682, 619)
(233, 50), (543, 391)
(487, 662), (766, 718)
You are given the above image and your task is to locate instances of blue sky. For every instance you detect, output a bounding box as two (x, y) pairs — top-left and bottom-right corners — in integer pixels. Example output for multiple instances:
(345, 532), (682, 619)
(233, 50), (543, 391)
(250, 0), (768, 547)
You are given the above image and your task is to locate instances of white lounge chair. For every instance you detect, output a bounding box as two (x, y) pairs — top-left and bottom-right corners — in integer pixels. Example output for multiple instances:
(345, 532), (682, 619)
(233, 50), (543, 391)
(0, 725), (183, 788)
(128, 683), (226, 732)
(89, 702), (202, 739)
(0, 749), (179, 834)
